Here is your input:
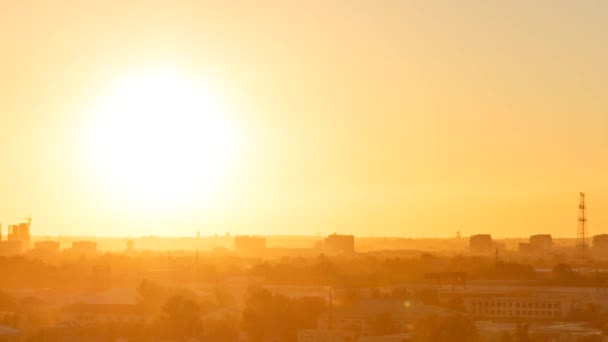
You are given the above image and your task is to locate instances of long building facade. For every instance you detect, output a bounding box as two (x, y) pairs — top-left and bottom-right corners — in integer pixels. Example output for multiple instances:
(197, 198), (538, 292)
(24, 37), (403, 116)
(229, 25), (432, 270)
(466, 297), (569, 320)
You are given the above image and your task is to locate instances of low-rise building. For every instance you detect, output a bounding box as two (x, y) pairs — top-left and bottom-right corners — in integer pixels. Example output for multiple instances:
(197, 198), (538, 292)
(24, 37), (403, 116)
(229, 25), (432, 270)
(69, 241), (98, 256)
(33, 241), (60, 255)
(357, 334), (413, 342)
(297, 330), (356, 342)
(58, 303), (147, 325)
(317, 299), (452, 336)
(316, 234), (355, 254)
(465, 296), (570, 320)
(475, 321), (602, 342)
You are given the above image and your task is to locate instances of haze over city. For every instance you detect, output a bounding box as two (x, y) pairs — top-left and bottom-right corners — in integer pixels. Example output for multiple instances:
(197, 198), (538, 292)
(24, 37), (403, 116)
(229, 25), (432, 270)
(1, 1), (607, 238)
(4, 2), (608, 342)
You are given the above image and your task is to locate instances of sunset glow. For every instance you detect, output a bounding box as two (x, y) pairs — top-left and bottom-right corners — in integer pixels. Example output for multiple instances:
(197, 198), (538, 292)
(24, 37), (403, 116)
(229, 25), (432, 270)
(3, 3), (608, 340)
(1, 1), (607, 237)
(86, 67), (241, 211)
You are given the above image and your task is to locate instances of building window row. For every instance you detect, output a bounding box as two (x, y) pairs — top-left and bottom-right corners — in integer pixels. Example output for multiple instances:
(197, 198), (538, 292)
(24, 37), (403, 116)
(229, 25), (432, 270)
(471, 309), (559, 317)
(471, 301), (559, 309)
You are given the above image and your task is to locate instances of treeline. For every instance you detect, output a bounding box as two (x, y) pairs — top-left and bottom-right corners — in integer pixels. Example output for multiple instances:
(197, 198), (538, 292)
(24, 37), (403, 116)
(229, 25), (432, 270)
(0, 253), (605, 290)
(247, 254), (539, 286)
(11, 284), (324, 342)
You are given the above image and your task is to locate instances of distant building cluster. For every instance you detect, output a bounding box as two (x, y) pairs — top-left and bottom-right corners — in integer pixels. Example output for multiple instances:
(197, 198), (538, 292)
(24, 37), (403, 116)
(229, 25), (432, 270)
(466, 231), (608, 260)
(0, 218), (106, 258)
(68, 241), (98, 256)
(315, 234), (355, 255)
(232, 234), (356, 257)
(0, 218), (32, 255)
(519, 234), (553, 256)
(33, 241), (60, 256)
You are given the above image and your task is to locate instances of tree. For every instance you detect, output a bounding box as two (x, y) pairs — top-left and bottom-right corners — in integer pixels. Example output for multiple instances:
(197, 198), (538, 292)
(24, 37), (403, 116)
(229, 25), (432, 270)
(157, 295), (203, 340)
(242, 287), (326, 342)
(137, 279), (167, 314)
(204, 316), (239, 342)
(368, 312), (399, 335)
(414, 315), (478, 342)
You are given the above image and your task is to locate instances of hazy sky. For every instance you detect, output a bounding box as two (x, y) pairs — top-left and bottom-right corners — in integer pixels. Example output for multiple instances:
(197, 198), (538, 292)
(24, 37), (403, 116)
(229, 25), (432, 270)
(1, 1), (607, 237)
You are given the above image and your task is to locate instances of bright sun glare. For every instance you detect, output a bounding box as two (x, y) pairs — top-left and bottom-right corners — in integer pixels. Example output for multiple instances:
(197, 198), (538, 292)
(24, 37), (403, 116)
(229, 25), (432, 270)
(88, 67), (240, 211)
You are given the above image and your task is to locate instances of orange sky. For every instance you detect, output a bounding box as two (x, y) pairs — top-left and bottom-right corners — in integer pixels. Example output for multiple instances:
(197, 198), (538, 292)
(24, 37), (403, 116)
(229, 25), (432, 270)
(1, 1), (607, 237)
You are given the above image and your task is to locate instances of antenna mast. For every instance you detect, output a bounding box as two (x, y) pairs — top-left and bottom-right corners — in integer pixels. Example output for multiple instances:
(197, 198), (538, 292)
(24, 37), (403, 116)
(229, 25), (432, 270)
(577, 192), (589, 260)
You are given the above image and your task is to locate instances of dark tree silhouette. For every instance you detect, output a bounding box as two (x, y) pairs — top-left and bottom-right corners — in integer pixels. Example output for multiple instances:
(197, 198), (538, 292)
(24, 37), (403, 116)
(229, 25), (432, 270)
(157, 295), (203, 340)
(414, 315), (478, 342)
(137, 279), (168, 314)
(243, 287), (326, 342)
(367, 312), (399, 335)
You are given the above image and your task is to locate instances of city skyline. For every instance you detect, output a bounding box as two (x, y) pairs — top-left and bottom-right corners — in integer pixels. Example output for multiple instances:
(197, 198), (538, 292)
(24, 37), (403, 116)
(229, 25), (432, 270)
(3, 2), (608, 342)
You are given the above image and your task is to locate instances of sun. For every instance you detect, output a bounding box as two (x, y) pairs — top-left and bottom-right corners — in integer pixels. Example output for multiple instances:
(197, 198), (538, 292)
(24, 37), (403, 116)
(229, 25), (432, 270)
(86, 67), (241, 212)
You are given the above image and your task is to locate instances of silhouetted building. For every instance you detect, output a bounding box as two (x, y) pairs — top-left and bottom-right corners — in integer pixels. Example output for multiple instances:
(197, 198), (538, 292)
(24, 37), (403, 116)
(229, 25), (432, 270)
(519, 234), (552, 256)
(530, 234), (552, 252)
(234, 236), (266, 256)
(70, 241), (98, 256)
(518, 242), (533, 255)
(33, 241), (60, 255)
(126, 239), (134, 253)
(317, 234), (355, 254)
(592, 234), (608, 259)
(5, 218), (31, 254)
(469, 234), (493, 255)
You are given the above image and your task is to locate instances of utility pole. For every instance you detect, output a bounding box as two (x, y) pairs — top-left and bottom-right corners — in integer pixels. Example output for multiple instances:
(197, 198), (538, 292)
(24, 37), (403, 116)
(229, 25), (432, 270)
(328, 288), (333, 330)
